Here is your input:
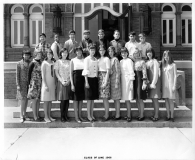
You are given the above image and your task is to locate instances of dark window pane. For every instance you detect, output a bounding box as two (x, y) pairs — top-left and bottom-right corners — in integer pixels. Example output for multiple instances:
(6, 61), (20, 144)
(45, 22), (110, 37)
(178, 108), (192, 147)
(122, 3), (128, 12)
(188, 19), (192, 43)
(84, 3), (91, 13)
(103, 10), (108, 19)
(94, 3), (100, 7)
(14, 21), (18, 44)
(169, 20), (173, 43)
(14, 7), (23, 13)
(182, 19), (185, 43)
(32, 6), (42, 13)
(113, 3), (119, 12)
(32, 21), (36, 44)
(103, 3), (110, 7)
(20, 21), (24, 44)
(39, 21), (42, 40)
(89, 15), (98, 42)
(75, 3), (81, 13)
(182, 5), (191, 11)
(163, 20), (166, 43)
(75, 17), (82, 43)
(163, 5), (172, 11)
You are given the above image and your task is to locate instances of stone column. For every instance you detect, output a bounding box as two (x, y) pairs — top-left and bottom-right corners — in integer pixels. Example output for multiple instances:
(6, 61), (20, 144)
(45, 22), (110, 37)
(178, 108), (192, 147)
(4, 13), (11, 48)
(23, 13), (30, 48)
(176, 12), (182, 46)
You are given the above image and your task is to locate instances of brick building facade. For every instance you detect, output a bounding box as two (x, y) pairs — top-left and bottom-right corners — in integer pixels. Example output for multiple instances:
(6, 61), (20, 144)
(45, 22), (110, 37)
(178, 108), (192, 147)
(4, 3), (192, 99)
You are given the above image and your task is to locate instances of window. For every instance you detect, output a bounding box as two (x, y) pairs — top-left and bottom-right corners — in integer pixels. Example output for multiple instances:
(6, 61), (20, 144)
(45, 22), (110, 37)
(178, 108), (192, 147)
(11, 4), (24, 47)
(161, 4), (176, 47)
(29, 4), (43, 47)
(181, 4), (192, 46)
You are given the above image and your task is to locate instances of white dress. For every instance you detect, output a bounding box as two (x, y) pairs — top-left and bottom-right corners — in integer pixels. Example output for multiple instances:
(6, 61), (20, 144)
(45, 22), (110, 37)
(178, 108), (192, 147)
(120, 58), (135, 100)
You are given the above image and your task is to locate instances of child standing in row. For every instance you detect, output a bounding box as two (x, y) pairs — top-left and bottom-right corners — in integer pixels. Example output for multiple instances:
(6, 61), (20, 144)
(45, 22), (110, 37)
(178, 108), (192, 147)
(41, 49), (56, 123)
(16, 50), (31, 123)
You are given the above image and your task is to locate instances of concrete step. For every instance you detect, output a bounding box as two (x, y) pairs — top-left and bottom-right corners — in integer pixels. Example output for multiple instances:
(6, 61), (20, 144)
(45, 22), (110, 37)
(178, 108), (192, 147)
(13, 106), (192, 118)
(4, 117), (192, 128)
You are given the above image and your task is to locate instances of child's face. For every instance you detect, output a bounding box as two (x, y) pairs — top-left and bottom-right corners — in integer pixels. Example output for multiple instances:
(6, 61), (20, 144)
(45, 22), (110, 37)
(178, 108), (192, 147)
(36, 52), (42, 59)
(121, 51), (128, 59)
(69, 33), (75, 40)
(114, 32), (120, 39)
(139, 36), (145, 43)
(147, 51), (152, 59)
(40, 36), (46, 43)
(89, 49), (95, 56)
(133, 49), (140, 59)
(109, 50), (114, 58)
(99, 48), (105, 57)
(164, 53), (169, 62)
(129, 34), (135, 41)
(62, 51), (68, 59)
(23, 54), (30, 61)
(47, 52), (53, 60)
(84, 33), (90, 39)
(76, 50), (82, 57)
(98, 33), (104, 39)
(54, 35), (59, 42)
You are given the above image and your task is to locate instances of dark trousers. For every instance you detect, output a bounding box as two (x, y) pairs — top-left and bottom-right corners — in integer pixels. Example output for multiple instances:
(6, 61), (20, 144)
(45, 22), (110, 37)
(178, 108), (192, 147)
(60, 100), (69, 118)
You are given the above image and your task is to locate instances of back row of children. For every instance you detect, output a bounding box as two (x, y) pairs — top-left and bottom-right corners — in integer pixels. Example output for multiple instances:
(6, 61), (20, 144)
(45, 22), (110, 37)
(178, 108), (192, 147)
(16, 29), (177, 124)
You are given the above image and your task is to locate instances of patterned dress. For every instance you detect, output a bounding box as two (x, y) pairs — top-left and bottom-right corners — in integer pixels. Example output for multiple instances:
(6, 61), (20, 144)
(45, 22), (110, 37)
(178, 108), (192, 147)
(110, 57), (121, 100)
(27, 59), (42, 99)
(16, 59), (30, 100)
(134, 59), (147, 100)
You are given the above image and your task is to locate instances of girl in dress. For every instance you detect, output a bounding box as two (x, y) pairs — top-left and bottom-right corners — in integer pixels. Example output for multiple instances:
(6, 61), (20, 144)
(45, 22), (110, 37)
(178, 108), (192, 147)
(120, 47), (135, 122)
(41, 49), (56, 123)
(161, 50), (177, 122)
(70, 46), (85, 123)
(16, 50), (31, 123)
(108, 46), (122, 120)
(55, 48), (71, 122)
(98, 46), (111, 121)
(146, 48), (161, 121)
(133, 48), (148, 121)
(82, 44), (99, 122)
(27, 50), (43, 122)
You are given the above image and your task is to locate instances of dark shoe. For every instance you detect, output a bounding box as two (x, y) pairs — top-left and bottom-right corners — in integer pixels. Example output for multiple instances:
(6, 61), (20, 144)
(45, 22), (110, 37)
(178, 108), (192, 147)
(165, 117), (170, 121)
(137, 117), (145, 121)
(101, 117), (110, 122)
(64, 117), (70, 122)
(92, 117), (97, 121)
(136, 116), (140, 120)
(170, 118), (174, 122)
(75, 119), (82, 123)
(87, 118), (94, 123)
(61, 117), (66, 123)
(19, 118), (25, 123)
(112, 116), (121, 120)
(122, 116), (128, 120)
(150, 116), (154, 120)
(152, 117), (159, 122)
(126, 117), (132, 122)
(32, 118), (42, 122)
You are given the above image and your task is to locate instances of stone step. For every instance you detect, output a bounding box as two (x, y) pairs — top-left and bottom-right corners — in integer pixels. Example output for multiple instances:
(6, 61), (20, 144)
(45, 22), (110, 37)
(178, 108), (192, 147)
(4, 117), (192, 128)
(13, 106), (192, 118)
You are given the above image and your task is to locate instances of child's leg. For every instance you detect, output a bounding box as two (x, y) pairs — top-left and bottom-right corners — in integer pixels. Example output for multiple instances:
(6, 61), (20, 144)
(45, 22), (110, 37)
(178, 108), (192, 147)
(165, 98), (170, 118)
(125, 100), (131, 118)
(73, 101), (79, 120)
(136, 99), (140, 117)
(139, 99), (145, 118)
(20, 99), (26, 118)
(65, 100), (69, 119)
(48, 102), (55, 121)
(43, 101), (50, 122)
(87, 100), (92, 120)
(169, 99), (174, 118)
(115, 100), (120, 118)
(152, 98), (159, 118)
(36, 99), (40, 118)
(32, 99), (37, 120)
(91, 100), (95, 119)
(103, 98), (109, 118)
(78, 101), (84, 120)
(24, 98), (28, 117)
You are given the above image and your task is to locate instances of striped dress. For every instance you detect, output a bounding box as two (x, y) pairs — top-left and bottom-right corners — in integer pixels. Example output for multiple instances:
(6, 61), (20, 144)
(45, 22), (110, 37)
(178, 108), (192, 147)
(110, 57), (121, 100)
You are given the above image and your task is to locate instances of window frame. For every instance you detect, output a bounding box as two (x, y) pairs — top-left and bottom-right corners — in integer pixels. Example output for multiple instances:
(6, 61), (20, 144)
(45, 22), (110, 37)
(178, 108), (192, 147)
(161, 4), (176, 47)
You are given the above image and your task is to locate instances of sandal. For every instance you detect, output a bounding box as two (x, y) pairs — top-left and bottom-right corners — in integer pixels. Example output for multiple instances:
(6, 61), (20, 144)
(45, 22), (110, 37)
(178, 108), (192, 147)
(150, 116), (154, 120)
(152, 117), (159, 122)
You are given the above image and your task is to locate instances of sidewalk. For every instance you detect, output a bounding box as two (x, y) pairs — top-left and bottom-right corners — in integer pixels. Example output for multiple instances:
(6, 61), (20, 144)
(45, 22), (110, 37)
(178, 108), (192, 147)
(1, 128), (194, 160)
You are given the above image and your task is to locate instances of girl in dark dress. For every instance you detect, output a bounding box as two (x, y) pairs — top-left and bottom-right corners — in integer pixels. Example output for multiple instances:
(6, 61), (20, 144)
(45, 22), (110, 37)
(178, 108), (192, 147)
(70, 46), (86, 123)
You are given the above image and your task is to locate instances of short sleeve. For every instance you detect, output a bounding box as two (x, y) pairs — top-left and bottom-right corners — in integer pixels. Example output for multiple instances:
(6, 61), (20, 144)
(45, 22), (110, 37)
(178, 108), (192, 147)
(82, 57), (90, 76)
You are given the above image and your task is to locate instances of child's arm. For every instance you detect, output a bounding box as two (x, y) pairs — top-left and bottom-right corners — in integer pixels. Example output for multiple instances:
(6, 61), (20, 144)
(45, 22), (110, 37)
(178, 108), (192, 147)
(70, 60), (75, 91)
(16, 62), (21, 90)
(142, 61), (148, 90)
(41, 62), (49, 91)
(28, 62), (34, 85)
(150, 60), (159, 89)
(172, 63), (177, 92)
(103, 58), (110, 88)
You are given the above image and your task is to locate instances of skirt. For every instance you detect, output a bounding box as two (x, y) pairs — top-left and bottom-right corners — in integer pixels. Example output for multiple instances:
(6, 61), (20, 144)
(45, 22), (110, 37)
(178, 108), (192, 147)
(71, 70), (85, 101)
(134, 71), (147, 100)
(98, 71), (110, 99)
(56, 81), (71, 100)
(85, 77), (99, 100)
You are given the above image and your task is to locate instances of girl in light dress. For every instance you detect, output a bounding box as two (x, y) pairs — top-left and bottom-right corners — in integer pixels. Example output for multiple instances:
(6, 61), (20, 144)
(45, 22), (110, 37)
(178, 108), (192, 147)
(82, 45), (99, 122)
(161, 50), (177, 122)
(55, 48), (71, 122)
(98, 46), (111, 121)
(120, 47), (135, 122)
(70, 46), (86, 123)
(41, 49), (56, 123)
(146, 48), (161, 121)
(108, 46), (122, 120)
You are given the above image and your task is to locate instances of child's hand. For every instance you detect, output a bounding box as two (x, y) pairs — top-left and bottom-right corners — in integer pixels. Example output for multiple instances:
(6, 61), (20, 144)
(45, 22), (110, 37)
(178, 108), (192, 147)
(172, 86), (176, 92)
(85, 83), (90, 88)
(150, 84), (156, 89)
(130, 81), (133, 90)
(17, 86), (20, 91)
(45, 86), (49, 92)
(71, 85), (75, 92)
(62, 81), (66, 86)
(142, 83), (147, 90)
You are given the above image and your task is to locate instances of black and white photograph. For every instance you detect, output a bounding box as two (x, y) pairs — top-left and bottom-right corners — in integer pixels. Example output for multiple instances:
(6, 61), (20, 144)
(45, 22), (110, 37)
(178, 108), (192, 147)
(1, 1), (194, 160)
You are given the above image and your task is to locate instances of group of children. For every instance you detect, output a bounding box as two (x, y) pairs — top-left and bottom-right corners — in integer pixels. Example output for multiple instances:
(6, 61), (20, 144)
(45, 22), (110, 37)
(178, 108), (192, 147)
(16, 29), (177, 123)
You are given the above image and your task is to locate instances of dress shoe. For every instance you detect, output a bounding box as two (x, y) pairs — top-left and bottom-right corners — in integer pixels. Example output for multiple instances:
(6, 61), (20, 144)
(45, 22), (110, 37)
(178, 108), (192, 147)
(101, 117), (110, 122)
(165, 117), (170, 121)
(170, 118), (174, 122)
(137, 117), (145, 121)
(122, 116), (128, 120)
(75, 119), (82, 123)
(44, 118), (51, 123)
(19, 118), (25, 123)
(126, 117), (132, 122)
(61, 117), (66, 123)
(87, 118), (94, 123)
(64, 117), (70, 122)
(112, 116), (121, 120)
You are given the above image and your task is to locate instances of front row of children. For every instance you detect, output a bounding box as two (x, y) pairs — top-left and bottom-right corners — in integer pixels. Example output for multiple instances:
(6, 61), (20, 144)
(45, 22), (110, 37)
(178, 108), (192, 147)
(16, 45), (177, 123)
